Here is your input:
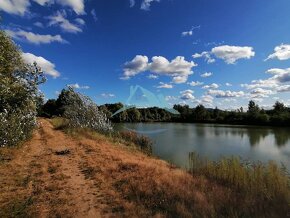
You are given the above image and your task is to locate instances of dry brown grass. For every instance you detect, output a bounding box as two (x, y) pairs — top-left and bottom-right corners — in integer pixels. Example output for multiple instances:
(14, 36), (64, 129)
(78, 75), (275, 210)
(60, 120), (290, 217)
(1, 119), (289, 217)
(69, 128), (236, 217)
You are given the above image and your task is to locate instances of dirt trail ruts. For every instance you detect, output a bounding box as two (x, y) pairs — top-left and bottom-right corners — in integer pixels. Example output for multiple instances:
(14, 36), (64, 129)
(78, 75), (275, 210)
(0, 119), (110, 217)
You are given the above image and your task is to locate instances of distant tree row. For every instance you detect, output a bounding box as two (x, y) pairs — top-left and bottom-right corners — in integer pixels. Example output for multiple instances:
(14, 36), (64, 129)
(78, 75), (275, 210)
(171, 101), (290, 126)
(40, 95), (290, 126)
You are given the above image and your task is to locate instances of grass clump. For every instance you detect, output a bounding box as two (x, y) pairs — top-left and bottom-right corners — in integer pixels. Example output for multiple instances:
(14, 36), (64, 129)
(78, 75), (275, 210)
(189, 152), (290, 217)
(49, 117), (69, 130)
(114, 131), (153, 155)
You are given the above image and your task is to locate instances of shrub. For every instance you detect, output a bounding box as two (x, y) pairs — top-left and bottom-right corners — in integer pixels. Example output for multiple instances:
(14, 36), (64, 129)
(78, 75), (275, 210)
(0, 30), (45, 147)
(59, 88), (113, 133)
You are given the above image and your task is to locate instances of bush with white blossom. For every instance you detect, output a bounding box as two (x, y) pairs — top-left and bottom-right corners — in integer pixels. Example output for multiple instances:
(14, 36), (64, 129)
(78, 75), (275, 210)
(0, 30), (45, 147)
(59, 87), (113, 133)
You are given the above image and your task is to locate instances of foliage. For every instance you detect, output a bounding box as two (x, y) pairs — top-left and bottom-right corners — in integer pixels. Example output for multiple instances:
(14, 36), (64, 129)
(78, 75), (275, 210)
(0, 30), (45, 147)
(55, 88), (113, 133)
(39, 99), (58, 117)
(189, 152), (290, 217)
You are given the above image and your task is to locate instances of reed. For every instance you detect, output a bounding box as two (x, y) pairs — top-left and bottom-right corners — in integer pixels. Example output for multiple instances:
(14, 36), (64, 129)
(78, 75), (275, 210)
(189, 152), (290, 216)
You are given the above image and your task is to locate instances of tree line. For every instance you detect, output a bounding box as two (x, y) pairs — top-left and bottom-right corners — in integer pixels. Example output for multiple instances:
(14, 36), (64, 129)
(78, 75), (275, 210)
(40, 92), (290, 127)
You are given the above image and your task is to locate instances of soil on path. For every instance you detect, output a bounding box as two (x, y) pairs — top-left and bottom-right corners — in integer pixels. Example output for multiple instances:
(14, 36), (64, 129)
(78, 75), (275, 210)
(0, 119), (223, 218)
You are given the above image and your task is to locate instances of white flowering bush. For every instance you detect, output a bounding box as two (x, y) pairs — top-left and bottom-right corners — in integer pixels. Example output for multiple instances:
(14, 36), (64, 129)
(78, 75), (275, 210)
(0, 108), (36, 147)
(61, 88), (113, 133)
(0, 30), (45, 147)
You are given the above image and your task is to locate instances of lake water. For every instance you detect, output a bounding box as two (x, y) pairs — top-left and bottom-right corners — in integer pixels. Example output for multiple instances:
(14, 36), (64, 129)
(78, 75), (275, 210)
(116, 123), (290, 170)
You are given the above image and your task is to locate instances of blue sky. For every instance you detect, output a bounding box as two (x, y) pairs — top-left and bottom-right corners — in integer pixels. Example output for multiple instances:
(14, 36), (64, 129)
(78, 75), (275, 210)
(1, 0), (290, 109)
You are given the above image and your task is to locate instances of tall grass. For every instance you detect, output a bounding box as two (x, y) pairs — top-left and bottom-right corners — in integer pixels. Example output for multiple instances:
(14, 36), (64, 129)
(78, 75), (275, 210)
(189, 152), (290, 217)
(114, 131), (153, 155)
(49, 117), (69, 130)
(49, 117), (153, 155)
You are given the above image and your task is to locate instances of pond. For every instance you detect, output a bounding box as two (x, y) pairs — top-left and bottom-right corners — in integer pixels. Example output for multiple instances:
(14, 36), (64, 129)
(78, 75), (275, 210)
(116, 123), (290, 170)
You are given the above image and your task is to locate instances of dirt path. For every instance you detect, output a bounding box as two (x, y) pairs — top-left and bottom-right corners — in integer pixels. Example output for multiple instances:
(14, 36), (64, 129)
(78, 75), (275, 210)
(0, 119), (227, 218)
(0, 119), (113, 217)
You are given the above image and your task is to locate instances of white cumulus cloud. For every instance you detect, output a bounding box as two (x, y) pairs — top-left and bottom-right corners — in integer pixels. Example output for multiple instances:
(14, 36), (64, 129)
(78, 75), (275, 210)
(180, 90), (195, 100)
(181, 25), (200, 37)
(181, 30), (193, 37)
(201, 72), (213, 78)
(266, 44), (290, 61)
(22, 52), (60, 78)
(141, 0), (160, 11)
(250, 88), (274, 96)
(211, 45), (255, 64)
(277, 85), (290, 92)
(56, 0), (85, 15)
(33, 0), (52, 6)
(208, 89), (244, 98)
(68, 83), (90, 89)
(188, 81), (204, 87)
(0, 0), (85, 16)
(123, 55), (149, 78)
(101, 93), (115, 98)
(47, 11), (83, 33)
(122, 55), (196, 83)
(201, 95), (214, 104)
(193, 45), (255, 64)
(202, 83), (219, 89)
(243, 67), (290, 91)
(192, 51), (215, 64)
(0, 0), (31, 15)
(157, 82), (173, 89)
(6, 29), (67, 44)
(147, 74), (158, 79)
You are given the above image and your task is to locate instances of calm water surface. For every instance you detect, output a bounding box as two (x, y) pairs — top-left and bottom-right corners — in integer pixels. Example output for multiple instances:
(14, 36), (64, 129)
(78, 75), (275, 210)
(116, 123), (290, 170)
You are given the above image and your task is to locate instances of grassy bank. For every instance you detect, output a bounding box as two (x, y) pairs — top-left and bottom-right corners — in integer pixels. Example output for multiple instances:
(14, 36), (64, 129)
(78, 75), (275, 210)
(50, 117), (290, 217)
(1, 118), (289, 217)
(50, 117), (153, 154)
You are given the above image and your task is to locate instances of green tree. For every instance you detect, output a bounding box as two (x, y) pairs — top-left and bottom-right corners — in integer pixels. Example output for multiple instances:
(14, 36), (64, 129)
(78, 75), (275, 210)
(193, 105), (209, 121)
(273, 101), (286, 114)
(248, 100), (260, 114)
(0, 30), (46, 147)
(127, 108), (142, 122)
(41, 99), (58, 117)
